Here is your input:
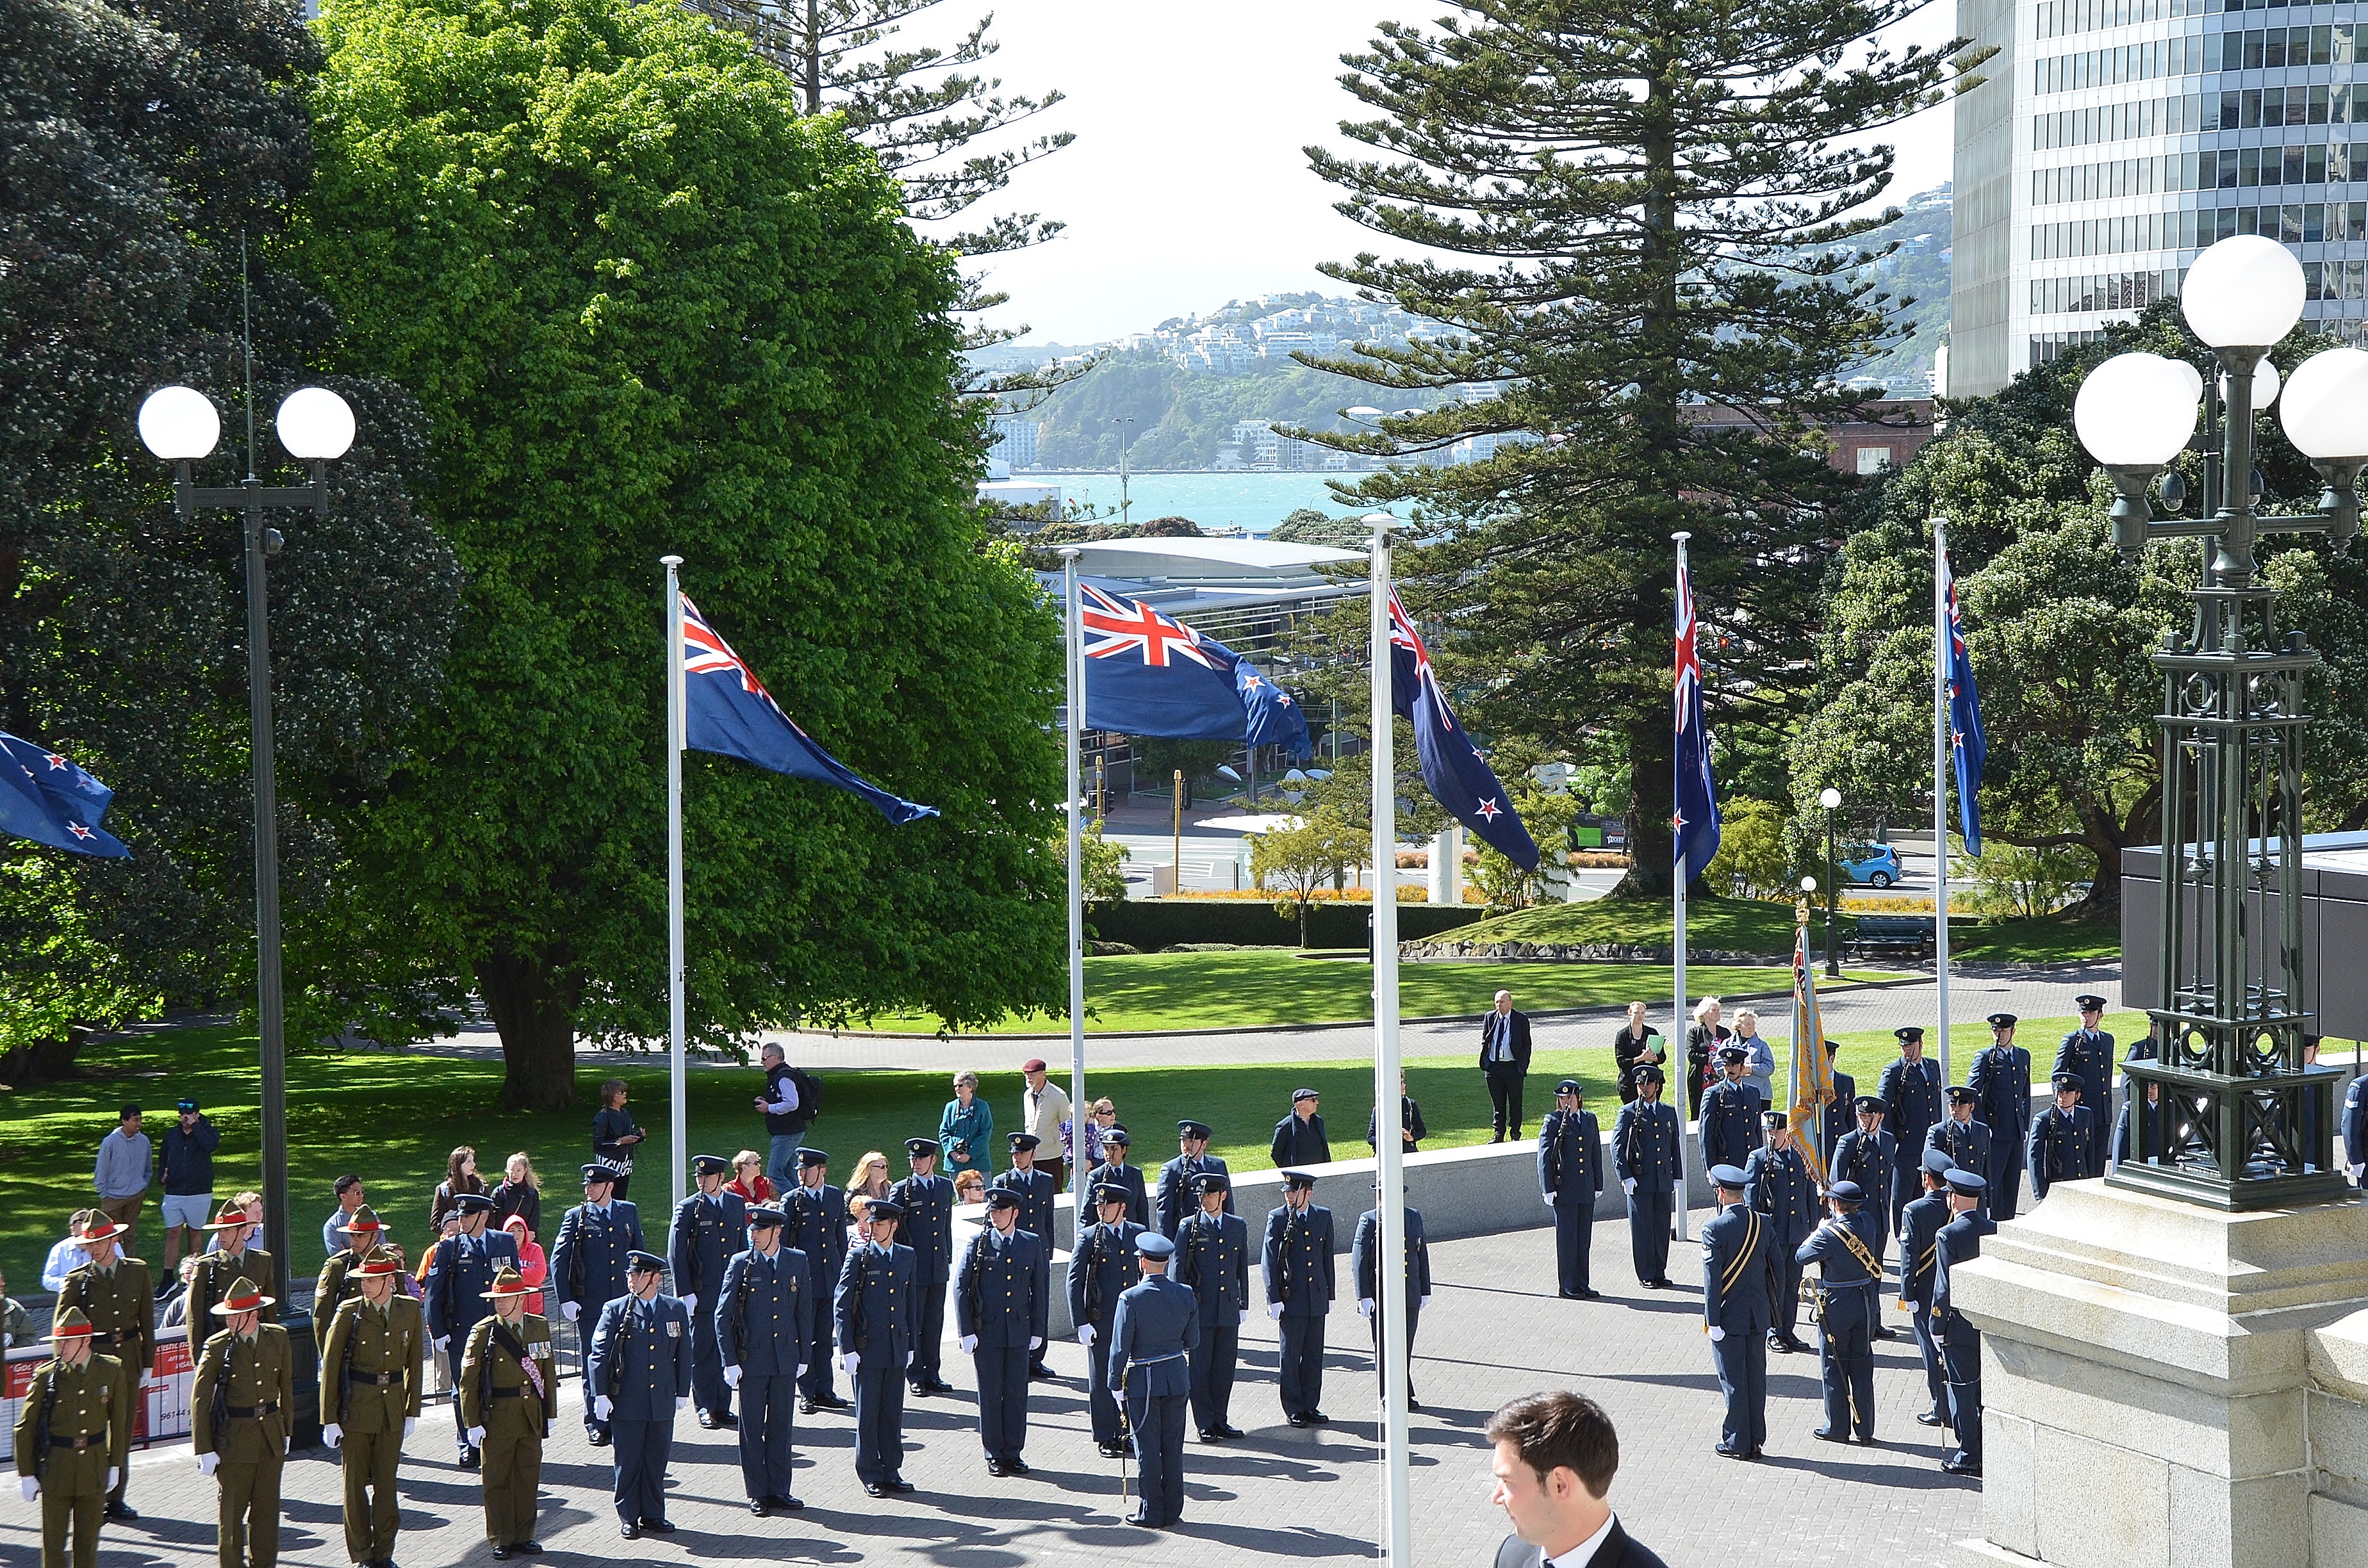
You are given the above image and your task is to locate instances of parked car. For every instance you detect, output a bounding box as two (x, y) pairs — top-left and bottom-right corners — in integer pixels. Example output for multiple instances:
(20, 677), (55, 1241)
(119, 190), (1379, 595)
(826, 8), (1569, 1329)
(1839, 844), (1903, 888)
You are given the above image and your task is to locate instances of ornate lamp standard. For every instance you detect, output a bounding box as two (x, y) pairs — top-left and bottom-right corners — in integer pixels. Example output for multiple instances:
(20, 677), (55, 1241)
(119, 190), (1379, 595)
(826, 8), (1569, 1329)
(2069, 234), (2368, 1209)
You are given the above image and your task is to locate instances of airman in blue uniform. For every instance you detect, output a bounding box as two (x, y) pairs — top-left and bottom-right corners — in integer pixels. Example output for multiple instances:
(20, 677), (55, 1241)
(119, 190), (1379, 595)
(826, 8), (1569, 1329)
(1823, 1039), (1858, 1155)
(889, 1138), (957, 1396)
(1069, 1182), (1146, 1457)
(1155, 1121), (1235, 1238)
(956, 1188), (1049, 1475)
(1263, 1171), (1335, 1426)
(1698, 1047), (1766, 1172)
(1085, 1128), (1151, 1231)
(1934, 1167), (1997, 1476)
(1896, 1149), (1955, 1430)
(2027, 1072), (2100, 1204)
(992, 1134), (1060, 1378)
(1925, 1089), (1993, 1214)
(549, 1165), (645, 1447)
(1172, 1171), (1249, 1441)
(1878, 1025), (1945, 1241)
(1968, 1013), (2032, 1218)
(1353, 1180), (1430, 1408)
(2055, 995), (2115, 1175)
(1701, 1163), (1775, 1459)
(668, 1154), (748, 1429)
(1538, 1078), (1604, 1298)
(1830, 1097), (1896, 1275)
(1797, 1180), (1883, 1445)
(584, 1252), (691, 1539)
(834, 1197), (916, 1497)
(715, 1204), (814, 1515)
(1743, 1111), (1818, 1354)
(1110, 1233), (1197, 1530)
(784, 1148), (849, 1414)
(425, 1192), (521, 1467)
(1613, 1066), (1681, 1289)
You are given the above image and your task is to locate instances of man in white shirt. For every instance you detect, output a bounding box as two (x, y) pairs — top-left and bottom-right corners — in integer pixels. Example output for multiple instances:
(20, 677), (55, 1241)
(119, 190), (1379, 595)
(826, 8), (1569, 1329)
(1484, 1390), (1667, 1568)
(1017, 1059), (1071, 1190)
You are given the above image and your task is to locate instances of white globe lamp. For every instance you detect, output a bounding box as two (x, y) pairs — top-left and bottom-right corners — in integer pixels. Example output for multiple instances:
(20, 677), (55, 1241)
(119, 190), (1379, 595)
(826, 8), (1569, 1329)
(137, 386), (221, 462)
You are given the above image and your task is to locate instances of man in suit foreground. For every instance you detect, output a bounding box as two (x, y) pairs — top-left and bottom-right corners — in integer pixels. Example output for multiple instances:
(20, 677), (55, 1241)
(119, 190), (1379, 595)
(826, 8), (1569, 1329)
(1485, 1390), (1668, 1568)
(1479, 991), (1536, 1143)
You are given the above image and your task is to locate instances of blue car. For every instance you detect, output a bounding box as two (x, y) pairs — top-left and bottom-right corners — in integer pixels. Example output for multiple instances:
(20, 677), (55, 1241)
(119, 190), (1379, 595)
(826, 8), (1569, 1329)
(1839, 844), (1903, 888)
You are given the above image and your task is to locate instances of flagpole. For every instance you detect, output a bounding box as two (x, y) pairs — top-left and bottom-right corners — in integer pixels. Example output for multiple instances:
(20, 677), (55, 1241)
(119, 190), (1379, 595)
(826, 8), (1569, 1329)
(1933, 519), (1954, 1090)
(663, 555), (688, 1216)
(1366, 513), (1413, 1568)
(1060, 548), (1089, 1225)
(1671, 532), (1695, 1245)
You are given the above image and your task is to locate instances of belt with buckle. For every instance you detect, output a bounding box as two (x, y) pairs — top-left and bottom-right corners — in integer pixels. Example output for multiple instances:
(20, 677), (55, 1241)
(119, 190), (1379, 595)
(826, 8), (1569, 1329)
(56, 1434), (100, 1451)
(224, 1403), (281, 1419)
(489, 1387), (522, 1399)
(350, 1371), (402, 1386)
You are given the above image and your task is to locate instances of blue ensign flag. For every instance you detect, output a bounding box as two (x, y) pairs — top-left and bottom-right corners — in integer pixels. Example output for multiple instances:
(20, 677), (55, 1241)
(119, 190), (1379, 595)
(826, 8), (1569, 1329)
(679, 596), (938, 825)
(1943, 550), (1988, 855)
(1076, 580), (1310, 753)
(1, 733), (130, 857)
(1673, 560), (1722, 883)
(1387, 589), (1540, 869)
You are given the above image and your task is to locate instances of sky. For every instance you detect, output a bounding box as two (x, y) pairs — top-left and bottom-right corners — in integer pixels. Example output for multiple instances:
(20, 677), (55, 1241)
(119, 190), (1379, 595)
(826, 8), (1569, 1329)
(942, 0), (1963, 347)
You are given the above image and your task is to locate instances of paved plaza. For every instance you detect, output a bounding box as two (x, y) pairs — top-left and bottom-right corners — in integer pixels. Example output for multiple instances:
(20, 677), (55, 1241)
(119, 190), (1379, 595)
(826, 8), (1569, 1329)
(8, 1224), (1982, 1568)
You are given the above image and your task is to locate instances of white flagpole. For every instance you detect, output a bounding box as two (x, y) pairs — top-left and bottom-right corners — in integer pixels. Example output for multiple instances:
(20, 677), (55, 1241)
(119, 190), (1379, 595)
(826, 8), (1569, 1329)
(1933, 519), (1954, 1090)
(1366, 514), (1412, 1568)
(1060, 549), (1088, 1224)
(663, 555), (688, 1216)
(1672, 532), (1694, 1244)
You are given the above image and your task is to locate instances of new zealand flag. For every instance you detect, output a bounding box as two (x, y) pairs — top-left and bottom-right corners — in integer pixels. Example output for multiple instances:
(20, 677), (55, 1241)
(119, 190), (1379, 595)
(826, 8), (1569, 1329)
(1388, 591), (1539, 869)
(1943, 548), (1987, 855)
(1076, 580), (1310, 755)
(679, 596), (938, 825)
(1673, 560), (1721, 883)
(0, 733), (130, 857)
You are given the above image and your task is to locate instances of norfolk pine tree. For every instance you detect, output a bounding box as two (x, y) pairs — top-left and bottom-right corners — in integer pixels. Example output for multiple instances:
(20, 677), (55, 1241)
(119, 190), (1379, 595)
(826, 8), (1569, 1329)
(1300, 0), (1979, 895)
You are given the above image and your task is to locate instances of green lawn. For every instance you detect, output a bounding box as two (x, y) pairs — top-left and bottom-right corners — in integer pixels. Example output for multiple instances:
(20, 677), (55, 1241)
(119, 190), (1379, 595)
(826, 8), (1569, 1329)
(1454, 895), (2122, 964)
(0, 1004), (2142, 1294)
(846, 949), (1898, 1034)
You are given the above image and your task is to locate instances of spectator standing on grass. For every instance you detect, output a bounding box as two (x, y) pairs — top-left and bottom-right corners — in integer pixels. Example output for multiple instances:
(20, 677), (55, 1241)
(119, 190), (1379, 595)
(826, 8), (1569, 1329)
(44, 1210), (95, 1292)
(1479, 990), (1535, 1143)
(1017, 1059), (1071, 1189)
(432, 1147), (489, 1230)
(324, 1174), (368, 1259)
(92, 1104), (150, 1246)
(939, 1072), (993, 1179)
(1368, 1070), (1427, 1154)
(490, 1154), (542, 1238)
(1686, 999), (1732, 1113)
(593, 1079), (647, 1198)
(1731, 1009), (1777, 1108)
(1271, 1088), (1332, 1167)
(1612, 1003), (1665, 1104)
(1486, 1389), (1669, 1568)
(848, 1152), (894, 1205)
(755, 1043), (820, 1188)
(1079, 1098), (1122, 1168)
(156, 1097), (219, 1285)
(504, 1214), (549, 1315)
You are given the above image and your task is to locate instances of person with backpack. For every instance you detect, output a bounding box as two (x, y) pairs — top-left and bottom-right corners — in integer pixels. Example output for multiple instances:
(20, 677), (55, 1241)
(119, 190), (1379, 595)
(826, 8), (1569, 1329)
(755, 1045), (821, 1189)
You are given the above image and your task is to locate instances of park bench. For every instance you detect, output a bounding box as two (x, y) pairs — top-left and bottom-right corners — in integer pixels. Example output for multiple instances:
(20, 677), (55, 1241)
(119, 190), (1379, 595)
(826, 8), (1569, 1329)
(1849, 912), (1936, 961)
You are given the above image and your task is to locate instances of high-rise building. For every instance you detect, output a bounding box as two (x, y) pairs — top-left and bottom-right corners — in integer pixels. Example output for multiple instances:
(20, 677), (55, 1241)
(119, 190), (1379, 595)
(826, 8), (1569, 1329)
(988, 416), (1041, 470)
(1951, 0), (2368, 396)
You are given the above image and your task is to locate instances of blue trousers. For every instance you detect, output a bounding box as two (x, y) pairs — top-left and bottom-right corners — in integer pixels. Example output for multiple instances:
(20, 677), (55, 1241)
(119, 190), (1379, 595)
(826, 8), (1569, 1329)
(766, 1133), (803, 1191)
(1986, 1134), (2024, 1221)
(736, 1373), (797, 1499)
(1943, 1327), (1983, 1466)
(1817, 1296), (1876, 1439)
(1368, 1301), (1420, 1398)
(974, 1344), (1030, 1460)
(852, 1362), (907, 1484)
(691, 1305), (730, 1418)
(1086, 1323), (1123, 1443)
(1770, 1246), (1806, 1341)
(909, 1271), (948, 1386)
(1911, 1304), (1948, 1414)
(1710, 1323), (1769, 1451)
(1627, 1188), (1673, 1284)
(1554, 1196), (1594, 1294)
(1187, 1319), (1238, 1433)
(797, 1307), (837, 1405)
(1124, 1390), (1189, 1526)
(1277, 1313), (1326, 1419)
(610, 1416), (673, 1524)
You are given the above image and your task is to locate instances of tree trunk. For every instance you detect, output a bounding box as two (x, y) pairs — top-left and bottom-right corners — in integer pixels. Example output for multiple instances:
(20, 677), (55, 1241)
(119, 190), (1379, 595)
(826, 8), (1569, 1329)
(475, 947), (580, 1111)
(1615, 714), (1677, 899)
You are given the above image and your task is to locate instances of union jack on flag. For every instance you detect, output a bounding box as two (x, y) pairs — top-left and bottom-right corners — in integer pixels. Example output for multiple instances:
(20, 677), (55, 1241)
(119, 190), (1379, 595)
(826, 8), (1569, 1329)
(1080, 584), (1224, 669)
(1673, 557), (1721, 882)
(1385, 589), (1537, 868)
(684, 595), (785, 711)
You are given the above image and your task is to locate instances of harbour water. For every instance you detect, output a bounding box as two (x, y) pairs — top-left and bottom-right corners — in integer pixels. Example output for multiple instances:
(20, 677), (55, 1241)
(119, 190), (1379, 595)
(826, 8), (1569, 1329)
(1021, 470), (1401, 535)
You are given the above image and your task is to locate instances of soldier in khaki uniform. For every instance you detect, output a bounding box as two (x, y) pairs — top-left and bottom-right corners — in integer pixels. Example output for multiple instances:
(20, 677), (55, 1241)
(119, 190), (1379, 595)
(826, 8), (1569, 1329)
(320, 1254), (424, 1568)
(193, 1283), (294, 1568)
(51, 1214), (152, 1519)
(458, 1267), (557, 1559)
(192, 1201), (278, 1330)
(313, 1208), (391, 1323)
(13, 1308), (120, 1568)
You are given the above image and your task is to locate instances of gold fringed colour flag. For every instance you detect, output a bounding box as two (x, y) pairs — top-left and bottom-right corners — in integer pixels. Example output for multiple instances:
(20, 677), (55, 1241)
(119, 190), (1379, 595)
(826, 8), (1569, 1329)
(1788, 924), (1837, 1184)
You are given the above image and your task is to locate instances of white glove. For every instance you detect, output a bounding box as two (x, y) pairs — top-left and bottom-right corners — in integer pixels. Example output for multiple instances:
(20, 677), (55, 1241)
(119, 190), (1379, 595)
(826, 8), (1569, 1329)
(1077, 1324), (1096, 1346)
(1237, 1310), (1248, 1327)
(561, 1302), (580, 1323)
(1420, 1295), (1430, 1309)
(20, 1476), (37, 1501)
(1622, 1178), (1637, 1196)
(199, 1453), (219, 1478)
(798, 1364), (808, 1376)
(905, 1352), (914, 1367)
(402, 1417), (417, 1439)
(107, 1467), (119, 1490)
(675, 1397), (690, 1413)
(723, 1365), (743, 1389)
(1671, 1181), (1682, 1195)
(434, 1336), (450, 1353)
(593, 1395), (614, 1421)
(2350, 1164), (2364, 1183)
(841, 1352), (861, 1378)
(322, 1423), (343, 1450)
(1267, 1302), (1283, 1321)
(959, 1334), (979, 1354)
(466, 1426), (486, 1446)
(1357, 1298), (1374, 1318)
(1543, 1192), (1556, 1206)
(680, 1294), (696, 1314)
(1030, 1335), (1043, 1350)
(1709, 1326), (1727, 1343)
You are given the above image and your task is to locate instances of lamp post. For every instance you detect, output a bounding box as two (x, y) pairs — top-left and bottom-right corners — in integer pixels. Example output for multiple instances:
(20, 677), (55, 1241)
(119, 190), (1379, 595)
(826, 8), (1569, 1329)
(137, 381), (357, 1305)
(2069, 234), (2368, 1210)
(1819, 785), (1843, 979)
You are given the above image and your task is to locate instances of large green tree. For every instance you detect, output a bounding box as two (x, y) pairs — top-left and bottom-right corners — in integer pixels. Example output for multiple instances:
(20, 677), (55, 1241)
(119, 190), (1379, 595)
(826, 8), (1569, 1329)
(300, 0), (1066, 1107)
(1297, 0), (1968, 894)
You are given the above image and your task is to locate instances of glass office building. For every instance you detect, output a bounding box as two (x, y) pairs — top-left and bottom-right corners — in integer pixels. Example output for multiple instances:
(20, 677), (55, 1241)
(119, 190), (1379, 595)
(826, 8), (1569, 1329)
(1951, 0), (2368, 395)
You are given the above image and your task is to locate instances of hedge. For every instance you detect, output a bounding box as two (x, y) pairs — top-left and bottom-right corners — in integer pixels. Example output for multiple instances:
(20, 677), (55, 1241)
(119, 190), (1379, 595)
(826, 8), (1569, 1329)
(1086, 898), (1489, 951)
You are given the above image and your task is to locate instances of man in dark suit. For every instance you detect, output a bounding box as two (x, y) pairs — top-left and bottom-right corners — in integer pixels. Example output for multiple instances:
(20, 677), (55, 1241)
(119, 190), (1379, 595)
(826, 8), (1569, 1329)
(1925, 1089), (1993, 1215)
(714, 1204), (814, 1515)
(1351, 1179), (1431, 1409)
(1797, 1182), (1884, 1446)
(953, 1188), (1047, 1476)
(1479, 991), (1535, 1142)
(1484, 1389), (1669, 1568)
(1538, 1079), (1604, 1299)
(1173, 1170), (1249, 1441)
(1822, 1038), (1857, 1161)
(1701, 1164), (1774, 1458)
(1270, 1090), (1332, 1168)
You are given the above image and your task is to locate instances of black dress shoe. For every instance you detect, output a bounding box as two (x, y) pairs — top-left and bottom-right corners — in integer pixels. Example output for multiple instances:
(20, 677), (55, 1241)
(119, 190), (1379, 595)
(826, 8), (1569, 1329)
(1856, 1432), (1877, 1446)
(1942, 1457), (1983, 1477)
(459, 1446), (481, 1469)
(908, 1382), (930, 1398)
(619, 1523), (642, 1540)
(888, 1478), (916, 1494)
(642, 1518), (676, 1535)
(1406, 1394), (1422, 1411)
(987, 1458), (1009, 1477)
(1300, 1414), (1324, 1426)
(1781, 1337), (1809, 1354)
(715, 1410), (739, 1428)
(818, 1392), (850, 1409)
(516, 1543), (544, 1555)
(1198, 1428), (1222, 1442)
(772, 1494), (803, 1511)
(928, 1378), (956, 1394)
(1006, 1457), (1031, 1475)
(800, 1399), (819, 1416)
(1287, 1413), (1310, 1428)
(104, 1502), (138, 1521)
(1714, 1442), (1747, 1458)
(1558, 1289), (1582, 1299)
(1126, 1512), (1158, 1528)
(1581, 1289), (1602, 1300)
(1748, 1446), (1764, 1459)
(864, 1482), (887, 1498)
(699, 1411), (721, 1430)
(1098, 1442), (1128, 1458)
(749, 1499), (769, 1516)
(1811, 1427), (1852, 1444)
(1916, 1409), (1947, 1426)
(588, 1428), (612, 1448)
(1220, 1422), (1247, 1436)
(1028, 1366), (1057, 1380)
(493, 1548), (514, 1561)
